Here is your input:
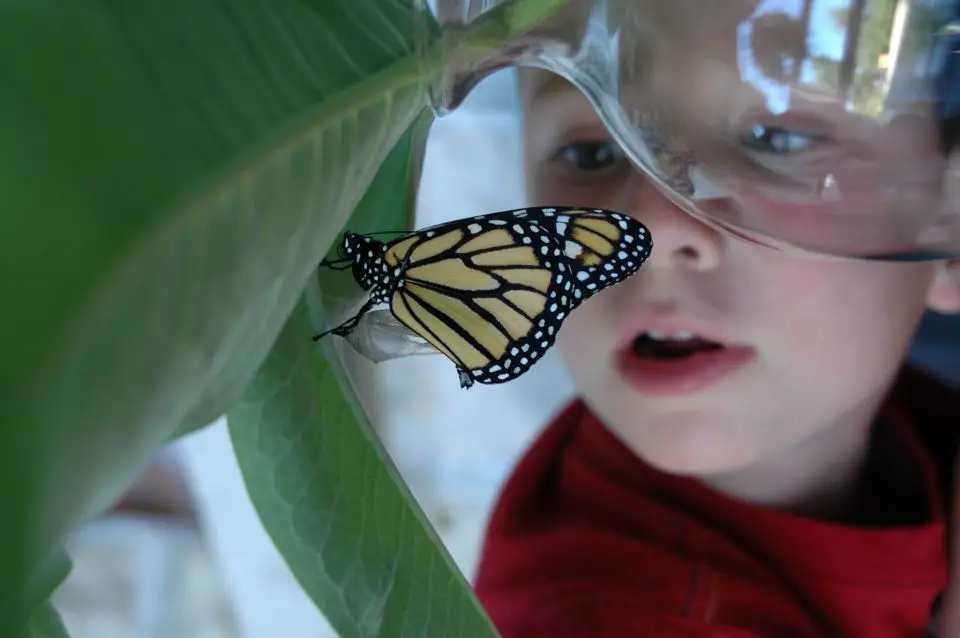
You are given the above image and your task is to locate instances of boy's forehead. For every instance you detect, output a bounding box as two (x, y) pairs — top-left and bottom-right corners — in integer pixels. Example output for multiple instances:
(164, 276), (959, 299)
(520, 64), (752, 137)
(520, 69), (574, 106)
(521, 20), (773, 115)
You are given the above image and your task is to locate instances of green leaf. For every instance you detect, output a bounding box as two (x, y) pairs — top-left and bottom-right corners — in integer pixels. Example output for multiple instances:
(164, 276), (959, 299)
(226, 134), (504, 630)
(234, 296), (502, 638)
(19, 601), (69, 638)
(225, 0), (570, 630)
(225, 0), (572, 627)
(1, 0), (425, 630)
(2, 0), (566, 630)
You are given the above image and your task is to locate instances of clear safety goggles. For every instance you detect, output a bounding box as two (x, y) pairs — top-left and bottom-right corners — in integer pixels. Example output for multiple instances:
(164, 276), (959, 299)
(414, 0), (960, 261)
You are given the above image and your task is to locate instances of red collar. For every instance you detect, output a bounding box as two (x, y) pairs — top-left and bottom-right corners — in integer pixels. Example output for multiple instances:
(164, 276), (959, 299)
(474, 366), (956, 637)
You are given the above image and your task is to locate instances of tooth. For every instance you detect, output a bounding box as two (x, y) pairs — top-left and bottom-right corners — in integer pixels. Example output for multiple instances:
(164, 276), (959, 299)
(646, 330), (665, 339)
(672, 331), (695, 341)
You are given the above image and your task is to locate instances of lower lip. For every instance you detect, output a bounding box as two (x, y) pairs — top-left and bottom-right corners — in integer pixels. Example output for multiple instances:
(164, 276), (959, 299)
(615, 346), (756, 397)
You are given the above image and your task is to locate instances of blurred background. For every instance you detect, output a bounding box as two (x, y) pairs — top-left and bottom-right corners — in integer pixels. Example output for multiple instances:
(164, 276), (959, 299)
(49, 64), (960, 637)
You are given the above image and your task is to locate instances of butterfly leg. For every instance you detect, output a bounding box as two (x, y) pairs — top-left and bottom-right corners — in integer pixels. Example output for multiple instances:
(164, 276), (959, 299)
(311, 297), (376, 341)
(456, 367), (475, 390)
(317, 257), (352, 270)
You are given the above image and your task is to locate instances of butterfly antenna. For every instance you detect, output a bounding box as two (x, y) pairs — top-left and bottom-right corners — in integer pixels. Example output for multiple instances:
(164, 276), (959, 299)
(362, 230), (412, 239)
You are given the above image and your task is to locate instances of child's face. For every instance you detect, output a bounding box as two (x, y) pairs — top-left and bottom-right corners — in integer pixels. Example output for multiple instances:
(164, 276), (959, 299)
(521, 70), (960, 478)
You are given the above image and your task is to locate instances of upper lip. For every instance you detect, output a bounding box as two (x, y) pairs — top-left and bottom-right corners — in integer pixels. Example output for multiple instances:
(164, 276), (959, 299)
(615, 309), (743, 351)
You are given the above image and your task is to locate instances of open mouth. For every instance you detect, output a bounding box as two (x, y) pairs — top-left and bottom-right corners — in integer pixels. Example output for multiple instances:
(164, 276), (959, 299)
(618, 327), (754, 396)
(631, 330), (726, 360)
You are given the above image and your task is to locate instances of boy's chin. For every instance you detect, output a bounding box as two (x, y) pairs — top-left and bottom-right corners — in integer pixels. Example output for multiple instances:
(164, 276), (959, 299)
(610, 409), (764, 478)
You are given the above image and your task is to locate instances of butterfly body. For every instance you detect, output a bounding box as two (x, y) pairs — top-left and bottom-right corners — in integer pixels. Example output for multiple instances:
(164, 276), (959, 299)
(316, 207), (653, 389)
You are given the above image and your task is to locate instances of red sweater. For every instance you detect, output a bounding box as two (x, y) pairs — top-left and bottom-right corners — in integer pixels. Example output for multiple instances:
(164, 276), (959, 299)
(473, 367), (958, 637)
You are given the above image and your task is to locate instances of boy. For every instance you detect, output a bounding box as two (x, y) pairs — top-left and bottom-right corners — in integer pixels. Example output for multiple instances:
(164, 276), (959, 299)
(471, 63), (960, 636)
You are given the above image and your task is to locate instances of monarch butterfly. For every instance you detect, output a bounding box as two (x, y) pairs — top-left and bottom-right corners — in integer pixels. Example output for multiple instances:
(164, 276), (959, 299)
(314, 206), (653, 389)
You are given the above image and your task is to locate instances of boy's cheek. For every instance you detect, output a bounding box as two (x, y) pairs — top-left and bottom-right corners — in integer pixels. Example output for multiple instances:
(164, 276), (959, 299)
(555, 318), (587, 369)
(557, 304), (614, 374)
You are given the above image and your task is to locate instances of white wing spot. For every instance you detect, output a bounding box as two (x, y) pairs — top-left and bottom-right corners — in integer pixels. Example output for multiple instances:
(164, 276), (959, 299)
(565, 241), (583, 259)
(468, 223), (483, 234)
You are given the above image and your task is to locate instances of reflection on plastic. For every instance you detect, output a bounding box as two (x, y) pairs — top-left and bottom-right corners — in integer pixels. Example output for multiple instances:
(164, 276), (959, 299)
(416, 0), (960, 260)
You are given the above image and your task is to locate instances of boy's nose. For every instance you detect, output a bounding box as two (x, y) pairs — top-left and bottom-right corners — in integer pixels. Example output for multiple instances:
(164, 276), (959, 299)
(622, 176), (723, 272)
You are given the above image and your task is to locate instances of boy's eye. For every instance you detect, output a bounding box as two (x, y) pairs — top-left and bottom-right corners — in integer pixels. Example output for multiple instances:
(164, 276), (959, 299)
(553, 140), (624, 171)
(738, 124), (824, 154)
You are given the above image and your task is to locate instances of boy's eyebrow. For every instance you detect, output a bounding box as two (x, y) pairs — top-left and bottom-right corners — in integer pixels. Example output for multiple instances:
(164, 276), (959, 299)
(526, 71), (579, 103)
